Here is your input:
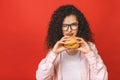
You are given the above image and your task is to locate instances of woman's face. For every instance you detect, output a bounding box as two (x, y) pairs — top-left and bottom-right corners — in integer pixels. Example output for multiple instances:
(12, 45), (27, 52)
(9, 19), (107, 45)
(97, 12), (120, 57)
(62, 15), (78, 37)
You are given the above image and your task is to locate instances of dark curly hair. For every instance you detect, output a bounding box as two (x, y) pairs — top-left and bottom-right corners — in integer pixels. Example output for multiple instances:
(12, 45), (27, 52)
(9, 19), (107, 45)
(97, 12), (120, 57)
(46, 4), (94, 49)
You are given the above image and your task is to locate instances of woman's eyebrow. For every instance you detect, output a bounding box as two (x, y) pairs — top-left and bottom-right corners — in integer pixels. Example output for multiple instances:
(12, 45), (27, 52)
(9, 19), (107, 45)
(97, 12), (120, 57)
(63, 22), (78, 25)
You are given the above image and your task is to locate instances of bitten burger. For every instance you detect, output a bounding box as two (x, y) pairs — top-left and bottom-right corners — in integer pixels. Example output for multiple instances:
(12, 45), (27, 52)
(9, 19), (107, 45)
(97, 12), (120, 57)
(64, 36), (80, 49)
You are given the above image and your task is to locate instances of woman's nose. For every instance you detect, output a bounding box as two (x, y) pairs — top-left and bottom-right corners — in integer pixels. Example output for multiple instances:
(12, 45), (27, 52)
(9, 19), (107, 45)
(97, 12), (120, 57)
(67, 26), (72, 32)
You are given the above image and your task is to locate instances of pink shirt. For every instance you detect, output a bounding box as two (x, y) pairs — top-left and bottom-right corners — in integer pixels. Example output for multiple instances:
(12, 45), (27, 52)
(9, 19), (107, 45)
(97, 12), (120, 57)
(61, 51), (81, 80)
(36, 42), (108, 80)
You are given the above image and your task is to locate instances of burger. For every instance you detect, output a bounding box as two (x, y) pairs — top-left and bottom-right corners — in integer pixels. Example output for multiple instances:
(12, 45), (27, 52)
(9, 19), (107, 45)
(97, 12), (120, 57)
(64, 36), (80, 49)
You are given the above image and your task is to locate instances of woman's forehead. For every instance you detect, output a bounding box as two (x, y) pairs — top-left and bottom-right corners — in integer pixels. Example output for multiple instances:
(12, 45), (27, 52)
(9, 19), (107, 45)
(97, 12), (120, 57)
(63, 15), (78, 24)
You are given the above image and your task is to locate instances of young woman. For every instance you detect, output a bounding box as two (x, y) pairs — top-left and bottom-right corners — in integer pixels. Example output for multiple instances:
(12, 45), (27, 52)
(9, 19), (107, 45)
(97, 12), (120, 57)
(36, 5), (108, 80)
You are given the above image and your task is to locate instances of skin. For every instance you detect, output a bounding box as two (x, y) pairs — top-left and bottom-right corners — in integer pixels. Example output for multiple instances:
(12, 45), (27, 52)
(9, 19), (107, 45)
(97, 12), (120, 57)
(52, 15), (92, 55)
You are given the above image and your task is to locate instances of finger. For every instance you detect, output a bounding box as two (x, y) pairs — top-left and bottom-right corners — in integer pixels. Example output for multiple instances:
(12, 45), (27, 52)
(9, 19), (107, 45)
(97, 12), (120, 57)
(76, 37), (87, 44)
(64, 35), (71, 37)
(58, 41), (65, 44)
(60, 38), (70, 43)
(60, 36), (70, 42)
(76, 37), (84, 41)
(77, 40), (83, 44)
(58, 39), (70, 45)
(62, 36), (70, 39)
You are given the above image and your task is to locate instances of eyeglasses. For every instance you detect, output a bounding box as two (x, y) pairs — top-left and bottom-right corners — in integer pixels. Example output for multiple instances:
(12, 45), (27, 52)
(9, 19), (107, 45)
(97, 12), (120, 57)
(62, 22), (78, 31)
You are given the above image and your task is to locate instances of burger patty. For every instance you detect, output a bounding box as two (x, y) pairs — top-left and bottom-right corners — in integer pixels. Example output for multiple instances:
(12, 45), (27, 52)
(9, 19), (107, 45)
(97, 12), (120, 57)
(65, 42), (77, 46)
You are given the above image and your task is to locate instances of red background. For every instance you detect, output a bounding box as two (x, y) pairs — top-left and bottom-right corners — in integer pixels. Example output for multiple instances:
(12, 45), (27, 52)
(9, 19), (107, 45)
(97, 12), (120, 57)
(0, 0), (120, 80)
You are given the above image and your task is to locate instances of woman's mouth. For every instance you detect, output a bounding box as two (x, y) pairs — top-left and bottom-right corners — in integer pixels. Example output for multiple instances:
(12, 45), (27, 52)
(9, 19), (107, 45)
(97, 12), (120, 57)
(66, 33), (73, 36)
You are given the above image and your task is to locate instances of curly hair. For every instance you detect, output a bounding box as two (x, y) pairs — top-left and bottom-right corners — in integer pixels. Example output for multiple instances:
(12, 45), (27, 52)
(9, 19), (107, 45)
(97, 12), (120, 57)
(46, 4), (94, 49)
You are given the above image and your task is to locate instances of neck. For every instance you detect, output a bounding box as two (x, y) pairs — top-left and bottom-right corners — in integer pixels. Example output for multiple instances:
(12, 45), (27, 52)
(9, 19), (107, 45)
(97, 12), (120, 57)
(66, 49), (78, 55)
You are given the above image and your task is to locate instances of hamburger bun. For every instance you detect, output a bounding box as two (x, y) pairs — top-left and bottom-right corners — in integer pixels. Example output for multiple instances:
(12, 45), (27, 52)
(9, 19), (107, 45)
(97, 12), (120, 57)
(64, 36), (79, 49)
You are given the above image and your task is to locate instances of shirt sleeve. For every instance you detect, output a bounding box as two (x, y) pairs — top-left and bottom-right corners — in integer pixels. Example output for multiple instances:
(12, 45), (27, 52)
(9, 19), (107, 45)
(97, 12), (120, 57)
(85, 42), (108, 80)
(36, 51), (57, 80)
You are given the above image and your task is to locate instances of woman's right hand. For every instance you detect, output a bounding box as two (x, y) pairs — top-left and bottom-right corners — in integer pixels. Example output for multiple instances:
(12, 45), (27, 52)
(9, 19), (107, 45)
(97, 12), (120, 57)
(52, 36), (69, 55)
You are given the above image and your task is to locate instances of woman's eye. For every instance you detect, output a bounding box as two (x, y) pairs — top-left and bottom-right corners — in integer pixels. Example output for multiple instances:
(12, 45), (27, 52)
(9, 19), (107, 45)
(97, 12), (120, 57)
(63, 25), (67, 27)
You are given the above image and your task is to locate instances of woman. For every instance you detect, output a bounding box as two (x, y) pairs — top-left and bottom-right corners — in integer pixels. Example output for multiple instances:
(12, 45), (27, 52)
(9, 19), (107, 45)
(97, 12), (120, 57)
(36, 5), (108, 80)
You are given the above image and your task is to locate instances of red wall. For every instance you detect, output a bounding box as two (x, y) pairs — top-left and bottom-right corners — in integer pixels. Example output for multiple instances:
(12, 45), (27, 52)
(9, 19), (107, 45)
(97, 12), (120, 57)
(0, 0), (120, 80)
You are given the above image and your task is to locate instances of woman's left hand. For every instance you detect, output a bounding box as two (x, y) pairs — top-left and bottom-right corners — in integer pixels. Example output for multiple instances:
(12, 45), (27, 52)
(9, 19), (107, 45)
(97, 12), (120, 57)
(75, 37), (92, 54)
